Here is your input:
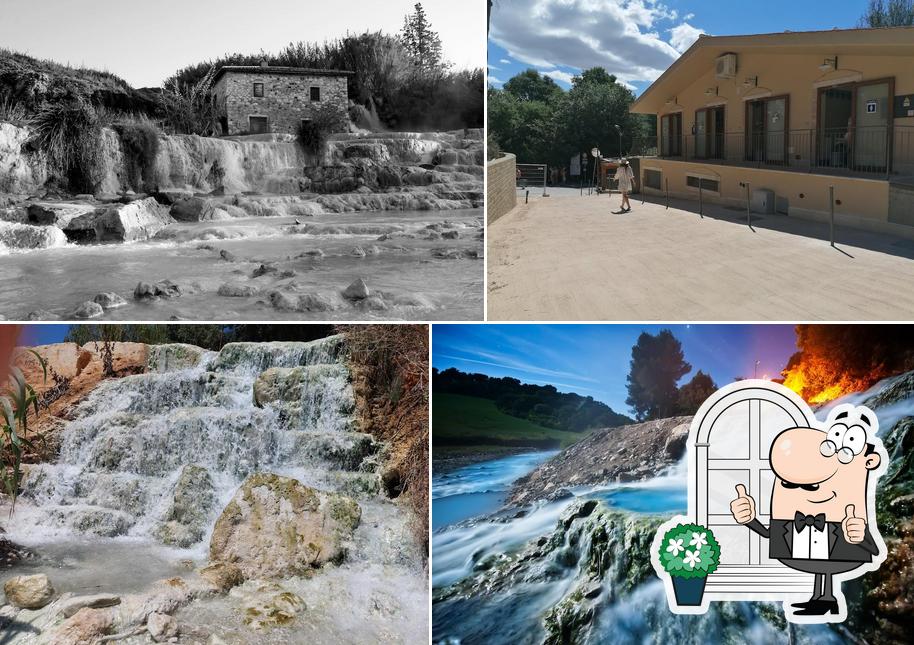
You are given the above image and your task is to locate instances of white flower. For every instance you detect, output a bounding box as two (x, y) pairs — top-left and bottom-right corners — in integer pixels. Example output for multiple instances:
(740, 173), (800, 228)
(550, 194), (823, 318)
(683, 550), (702, 569)
(666, 538), (685, 557)
(689, 531), (708, 548)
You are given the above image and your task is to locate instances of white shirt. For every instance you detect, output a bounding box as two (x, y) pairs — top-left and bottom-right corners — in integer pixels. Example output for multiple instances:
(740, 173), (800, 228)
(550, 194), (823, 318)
(792, 523), (829, 559)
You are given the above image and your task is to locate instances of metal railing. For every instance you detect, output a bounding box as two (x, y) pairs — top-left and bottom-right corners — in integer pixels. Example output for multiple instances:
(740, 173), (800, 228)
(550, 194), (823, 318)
(630, 125), (914, 178)
(516, 163), (547, 199)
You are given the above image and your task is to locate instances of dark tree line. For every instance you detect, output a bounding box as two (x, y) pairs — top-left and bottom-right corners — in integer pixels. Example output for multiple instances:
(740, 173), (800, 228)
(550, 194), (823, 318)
(167, 4), (482, 131)
(860, 0), (914, 26)
(487, 67), (655, 169)
(625, 330), (718, 422)
(433, 367), (633, 432)
(63, 325), (334, 351)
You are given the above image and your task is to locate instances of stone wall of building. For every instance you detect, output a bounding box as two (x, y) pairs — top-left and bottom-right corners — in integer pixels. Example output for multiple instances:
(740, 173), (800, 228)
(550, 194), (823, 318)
(213, 71), (349, 135)
(487, 153), (517, 225)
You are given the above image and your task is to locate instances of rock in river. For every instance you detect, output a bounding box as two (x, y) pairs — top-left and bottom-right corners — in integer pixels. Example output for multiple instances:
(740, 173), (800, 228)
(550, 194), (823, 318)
(147, 611), (179, 642)
(134, 280), (182, 300)
(209, 472), (361, 580)
(27, 202), (95, 228)
(59, 593), (121, 618)
(71, 301), (104, 319)
(93, 292), (127, 309)
(4, 573), (55, 609)
(154, 464), (217, 548)
(342, 278), (370, 301)
(217, 283), (259, 298)
(65, 197), (172, 243)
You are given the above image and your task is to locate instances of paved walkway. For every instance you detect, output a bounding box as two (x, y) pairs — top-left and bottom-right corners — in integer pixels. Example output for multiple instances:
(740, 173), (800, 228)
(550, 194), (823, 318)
(488, 193), (914, 321)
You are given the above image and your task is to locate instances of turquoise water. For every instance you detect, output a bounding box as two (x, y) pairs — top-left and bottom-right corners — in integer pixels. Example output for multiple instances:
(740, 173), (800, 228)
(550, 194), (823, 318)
(431, 451), (558, 530)
(585, 485), (687, 513)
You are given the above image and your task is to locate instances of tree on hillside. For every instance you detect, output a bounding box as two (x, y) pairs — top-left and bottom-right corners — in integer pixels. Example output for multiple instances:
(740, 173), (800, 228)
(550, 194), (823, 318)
(625, 330), (691, 421)
(677, 370), (718, 415)
(504, 69), (564, 102)
(860, 0), (914, 26)
(399, 2), (446, 77)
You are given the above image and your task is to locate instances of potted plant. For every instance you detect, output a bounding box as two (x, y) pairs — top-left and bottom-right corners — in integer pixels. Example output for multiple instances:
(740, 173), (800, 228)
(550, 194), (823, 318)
(657, 522), (720, 606)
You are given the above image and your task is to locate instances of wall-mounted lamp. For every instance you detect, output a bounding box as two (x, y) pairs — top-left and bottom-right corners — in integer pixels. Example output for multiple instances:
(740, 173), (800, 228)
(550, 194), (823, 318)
(705, 86), (719, 96)
(818, 56), (838, 72)
(743, 76), (758, 88)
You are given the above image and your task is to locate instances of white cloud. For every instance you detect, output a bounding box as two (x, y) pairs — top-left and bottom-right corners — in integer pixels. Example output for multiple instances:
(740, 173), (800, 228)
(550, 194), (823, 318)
(488, 63), (501, 70)
(487, 75), (505, 87)
(669, 22), (705, 53)
(542, 69), (575, 85)
(490, 0), (706, 87)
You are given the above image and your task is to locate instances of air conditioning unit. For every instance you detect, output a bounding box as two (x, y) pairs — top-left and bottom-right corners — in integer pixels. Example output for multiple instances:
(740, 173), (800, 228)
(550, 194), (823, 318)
(715, 53), (738, 79)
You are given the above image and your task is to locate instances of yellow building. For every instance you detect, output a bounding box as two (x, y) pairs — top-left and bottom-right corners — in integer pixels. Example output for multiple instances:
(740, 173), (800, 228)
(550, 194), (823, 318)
(630, 26), (914, 235)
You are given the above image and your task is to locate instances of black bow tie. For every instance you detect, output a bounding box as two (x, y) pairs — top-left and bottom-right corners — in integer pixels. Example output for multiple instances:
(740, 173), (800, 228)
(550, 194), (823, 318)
(794, 511), (826, 531)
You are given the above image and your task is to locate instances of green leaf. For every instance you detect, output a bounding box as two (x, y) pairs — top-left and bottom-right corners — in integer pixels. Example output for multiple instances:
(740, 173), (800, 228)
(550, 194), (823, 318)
(0, 396), (13, 428)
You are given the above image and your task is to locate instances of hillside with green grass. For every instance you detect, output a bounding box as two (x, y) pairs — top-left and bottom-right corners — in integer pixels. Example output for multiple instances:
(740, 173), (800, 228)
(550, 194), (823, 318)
(433, 393), (591, 451)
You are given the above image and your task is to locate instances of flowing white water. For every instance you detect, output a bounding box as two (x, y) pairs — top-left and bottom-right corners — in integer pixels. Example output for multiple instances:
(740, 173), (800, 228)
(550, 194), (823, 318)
(3, 336), (427, 643)
(434, 376), (914, 644)
(432, 452), (688, 589)
(0, 210), (483, 320)
(11, 336), (355, 546)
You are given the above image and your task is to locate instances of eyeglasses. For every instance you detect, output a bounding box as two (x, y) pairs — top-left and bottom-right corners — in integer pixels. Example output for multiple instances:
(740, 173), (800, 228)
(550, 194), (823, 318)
(819, 439), (856, 464)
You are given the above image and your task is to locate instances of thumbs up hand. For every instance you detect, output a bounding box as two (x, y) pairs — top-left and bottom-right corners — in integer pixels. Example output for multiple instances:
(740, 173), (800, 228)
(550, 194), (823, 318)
(842, 504), (867, 544)
(730, 484), (756, 525)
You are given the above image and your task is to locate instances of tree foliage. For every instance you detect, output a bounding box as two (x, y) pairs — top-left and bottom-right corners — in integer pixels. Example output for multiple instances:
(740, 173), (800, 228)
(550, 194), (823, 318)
(166, 21), (480, 131)
(399, 2), (447, 78)
(676, 370), (718, 416)
(488, 66), (654, 170)
(63, 325), (334, 351)
(503, 69), (563, 102)
(433, 367), (633, 432)
(625, 330), (692, 421)
(860, 0), (914, 26)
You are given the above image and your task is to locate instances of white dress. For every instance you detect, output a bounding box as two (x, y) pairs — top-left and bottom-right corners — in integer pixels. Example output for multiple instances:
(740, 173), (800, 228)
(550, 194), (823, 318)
(615, 165), (634, 193)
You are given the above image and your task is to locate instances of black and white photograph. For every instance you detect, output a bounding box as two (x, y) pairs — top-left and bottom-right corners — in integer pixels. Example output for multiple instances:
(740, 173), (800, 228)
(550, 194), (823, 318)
(0, 0), (484, 321)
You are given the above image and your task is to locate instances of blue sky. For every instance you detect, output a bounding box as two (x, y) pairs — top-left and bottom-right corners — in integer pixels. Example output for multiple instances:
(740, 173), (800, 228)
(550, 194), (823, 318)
(19, 325), (70, 346)
(488, 0), (868, 94)
(433, 324), (798, 415)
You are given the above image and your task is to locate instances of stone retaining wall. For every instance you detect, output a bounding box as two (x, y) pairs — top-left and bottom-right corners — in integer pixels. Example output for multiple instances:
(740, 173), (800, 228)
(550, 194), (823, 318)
(487, 153), (517, 225)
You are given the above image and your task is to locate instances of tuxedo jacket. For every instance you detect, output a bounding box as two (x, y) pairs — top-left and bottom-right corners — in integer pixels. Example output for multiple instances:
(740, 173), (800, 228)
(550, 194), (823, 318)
(746, 518), (879, 562)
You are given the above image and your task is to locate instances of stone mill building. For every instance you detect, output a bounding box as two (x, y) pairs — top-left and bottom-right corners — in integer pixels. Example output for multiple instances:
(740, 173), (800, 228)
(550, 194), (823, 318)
(211, 62), (351, 135)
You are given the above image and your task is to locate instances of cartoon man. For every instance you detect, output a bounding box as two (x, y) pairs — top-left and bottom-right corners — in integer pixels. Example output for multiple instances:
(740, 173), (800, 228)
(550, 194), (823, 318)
(730, 404), (884, 617)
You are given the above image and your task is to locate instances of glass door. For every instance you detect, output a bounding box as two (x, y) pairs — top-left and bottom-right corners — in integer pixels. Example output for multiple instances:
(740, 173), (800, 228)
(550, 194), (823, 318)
(746, 98), (788, 164)
(709, 107), (725, 159)
(746, 101), (766, 162)
(854, 81), (890, 172)
(818, 87), (852, 168)
(765, 98), (786, 165)
(695, 109), (707, 158)
(661, 113), (682, 157)
(695, 107), (724, 159)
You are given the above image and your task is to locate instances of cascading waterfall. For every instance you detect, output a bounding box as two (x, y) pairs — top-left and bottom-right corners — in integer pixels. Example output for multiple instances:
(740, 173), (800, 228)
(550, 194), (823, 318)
(154, 134), (306, 195)
(434, 373), (914, 644)
(12, 335), (370, 549)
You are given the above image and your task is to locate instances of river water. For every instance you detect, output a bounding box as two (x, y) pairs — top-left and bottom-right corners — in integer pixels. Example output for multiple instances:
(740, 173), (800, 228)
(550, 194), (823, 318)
(0, 209), (482, 321)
